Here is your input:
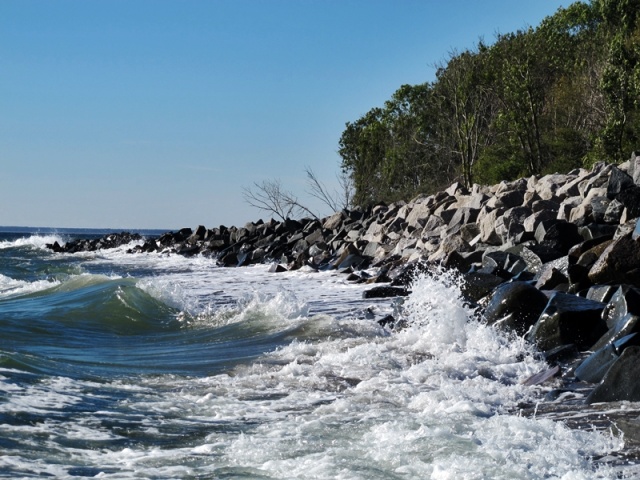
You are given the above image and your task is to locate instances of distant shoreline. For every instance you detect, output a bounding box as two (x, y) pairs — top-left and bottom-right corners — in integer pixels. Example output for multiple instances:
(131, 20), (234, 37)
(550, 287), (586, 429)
(0, 226), (168, 237)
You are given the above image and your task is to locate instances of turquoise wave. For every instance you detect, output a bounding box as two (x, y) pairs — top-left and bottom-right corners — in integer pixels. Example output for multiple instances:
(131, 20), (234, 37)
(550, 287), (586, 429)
(0, 272), (293, 379)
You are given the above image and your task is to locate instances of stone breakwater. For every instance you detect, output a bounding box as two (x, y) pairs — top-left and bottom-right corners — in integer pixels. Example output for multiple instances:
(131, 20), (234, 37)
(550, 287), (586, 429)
(47, 154), (640, 441)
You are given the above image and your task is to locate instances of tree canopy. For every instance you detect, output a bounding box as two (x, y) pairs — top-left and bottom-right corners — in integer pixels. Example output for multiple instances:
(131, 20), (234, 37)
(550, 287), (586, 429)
(339, 0), (640, 206)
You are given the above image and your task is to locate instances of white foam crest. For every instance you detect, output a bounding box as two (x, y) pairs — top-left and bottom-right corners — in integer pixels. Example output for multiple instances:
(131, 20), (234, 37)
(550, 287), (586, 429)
(0, 233), (66, 250)
(137, 276), (194, 312)
(0, 272), (59, 298)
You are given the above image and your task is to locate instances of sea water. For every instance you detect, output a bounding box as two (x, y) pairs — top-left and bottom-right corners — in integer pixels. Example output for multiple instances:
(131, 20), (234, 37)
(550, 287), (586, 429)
(0, 229), (631, 479)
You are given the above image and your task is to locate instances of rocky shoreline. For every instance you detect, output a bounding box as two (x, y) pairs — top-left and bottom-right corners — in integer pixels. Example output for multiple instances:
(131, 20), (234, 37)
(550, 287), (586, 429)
(48, 154), (640, 455)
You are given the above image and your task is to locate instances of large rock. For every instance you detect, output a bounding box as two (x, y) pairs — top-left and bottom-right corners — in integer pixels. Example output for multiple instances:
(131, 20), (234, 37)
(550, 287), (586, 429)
(526, 292), (607, 351)
(588, 233), (640, 285)
(603, 285), (640, 329)
(404, 203), (432, 230)
(591, 313), (640, 351)
(616, 186), (640, 219)
(607, 166), (635, 199)
(587, 346), (640, 403)
(534, 220), (583, 254)
(483, 282), (549, 336)
(460, 272), (505, 302)
(477, 209), (504, 245)
(574, 343), (619, 383)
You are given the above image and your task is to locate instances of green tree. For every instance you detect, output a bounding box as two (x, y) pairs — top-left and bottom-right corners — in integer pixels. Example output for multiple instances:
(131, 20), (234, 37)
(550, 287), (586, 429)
(596, 0), (640, 160)
(434, 45), (496, 187)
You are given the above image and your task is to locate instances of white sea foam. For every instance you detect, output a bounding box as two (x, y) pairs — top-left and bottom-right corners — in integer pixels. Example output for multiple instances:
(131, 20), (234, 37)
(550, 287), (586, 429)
(0, 249), (629, 478)
(0, 273), (59, 299)
(0, 234), (66, 250)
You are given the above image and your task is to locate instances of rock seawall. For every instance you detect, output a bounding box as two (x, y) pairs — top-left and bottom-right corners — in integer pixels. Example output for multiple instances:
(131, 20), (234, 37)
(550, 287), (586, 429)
(47, 153), (640, 437)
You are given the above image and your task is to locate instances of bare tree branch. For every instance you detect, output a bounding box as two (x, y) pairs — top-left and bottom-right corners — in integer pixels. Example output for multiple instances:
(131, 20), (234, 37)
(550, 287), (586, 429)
(304, 167), (353, 213)
(243, 169), (354, 222)
(242, 180), (298, 222)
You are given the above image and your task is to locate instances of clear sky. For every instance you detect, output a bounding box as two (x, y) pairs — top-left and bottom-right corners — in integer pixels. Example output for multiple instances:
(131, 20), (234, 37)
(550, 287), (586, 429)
(2, 0), (572, 230)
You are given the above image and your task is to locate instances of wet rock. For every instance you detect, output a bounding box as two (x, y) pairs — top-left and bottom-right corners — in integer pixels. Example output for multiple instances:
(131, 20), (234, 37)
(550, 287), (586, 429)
(268, 263), (288, 273)
(362, 286), (410, 299)
(526, 292), (607, 351)
(543, 344), (578, 363)
(587, 346), (640, 403)
(460, 272), (505, 302)
(521, 365), (560, 386)
(535, 267), (568, 291)
(483, 281), (549, 336)
(602, 286), (640, 329)
(377, 314), (396, 328)
(574, 343), (619, 383)
(586, 285), (619, 303)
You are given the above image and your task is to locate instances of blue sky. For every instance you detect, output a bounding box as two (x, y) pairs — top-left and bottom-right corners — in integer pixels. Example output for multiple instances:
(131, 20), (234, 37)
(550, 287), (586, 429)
(2, 0), (572, 229)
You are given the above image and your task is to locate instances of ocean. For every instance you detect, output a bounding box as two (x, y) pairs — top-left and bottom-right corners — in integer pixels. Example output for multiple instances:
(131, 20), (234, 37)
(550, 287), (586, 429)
(0, 228), (631, 479)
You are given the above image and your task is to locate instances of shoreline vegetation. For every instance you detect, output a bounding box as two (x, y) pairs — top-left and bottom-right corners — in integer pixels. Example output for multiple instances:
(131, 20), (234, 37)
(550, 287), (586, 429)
(337, 0), (640, 208)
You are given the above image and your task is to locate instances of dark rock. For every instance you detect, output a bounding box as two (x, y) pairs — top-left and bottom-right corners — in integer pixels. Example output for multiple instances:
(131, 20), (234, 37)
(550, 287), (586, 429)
(389, 261), (431, 287)
(338, 254), (368, 270)
(616, 186), (640, 219)
(220, 252), (238, 266)
(483, 281), (549, 336)
(524, 244), (565, 264)
(535, 267), (568, 291)
(526, 292), (607, 351)
(460, 272), (505, 302)
(268, 263), (288, 273)
(612, 417), (640, 444)
(607, 166), (635, 199)
(604, 199), (625, 224)
(441, 250), (471, 273)
(362, 286), (410, 299)
(543, 344), (578, 363)
(590, 196), (611, 224)
(531, 199), (560, 213)
(579, 223), (618, 241)
(587, 346), (640, 403)
(535, 220), (583, 255)
(592, 313), (640, 352)
(506, 245), (544, 274)
(567, 236), (614, 265)
(377, 314), (396, 328)
(503, 206), (533, 229)
(48, 241), (63, 253)
(574, 343), (618, 383)
(602, 285), (640, 329)
(187, 225), (207, 244)
(496, 189), (526, 208)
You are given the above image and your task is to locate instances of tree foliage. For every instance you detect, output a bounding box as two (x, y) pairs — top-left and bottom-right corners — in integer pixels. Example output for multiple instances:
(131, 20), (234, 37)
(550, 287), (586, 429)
(339, 0), (640, 205)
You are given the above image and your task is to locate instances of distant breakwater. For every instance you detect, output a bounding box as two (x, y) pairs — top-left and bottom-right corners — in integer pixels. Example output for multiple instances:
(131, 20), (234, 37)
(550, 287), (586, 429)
(48, 152), (640, 442)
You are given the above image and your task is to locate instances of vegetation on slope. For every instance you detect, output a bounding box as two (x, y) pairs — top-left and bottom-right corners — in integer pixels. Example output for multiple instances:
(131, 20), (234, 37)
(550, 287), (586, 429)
(339, 0), (640, 206)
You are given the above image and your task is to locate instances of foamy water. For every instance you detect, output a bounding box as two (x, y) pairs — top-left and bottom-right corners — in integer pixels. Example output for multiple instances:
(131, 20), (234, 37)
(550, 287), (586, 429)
(0, 233), (630, 478)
